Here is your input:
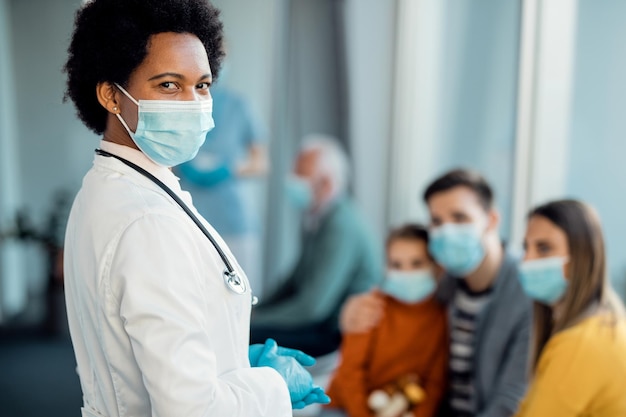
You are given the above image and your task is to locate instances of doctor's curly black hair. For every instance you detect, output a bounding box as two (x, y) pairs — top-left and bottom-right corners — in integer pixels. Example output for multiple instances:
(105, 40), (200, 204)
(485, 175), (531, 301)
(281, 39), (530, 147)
(64, 0), (224, 134)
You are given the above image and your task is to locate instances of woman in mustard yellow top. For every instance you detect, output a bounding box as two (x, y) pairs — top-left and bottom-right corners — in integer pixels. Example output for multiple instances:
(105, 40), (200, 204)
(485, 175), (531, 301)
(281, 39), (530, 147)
(515, 199), (626, 417)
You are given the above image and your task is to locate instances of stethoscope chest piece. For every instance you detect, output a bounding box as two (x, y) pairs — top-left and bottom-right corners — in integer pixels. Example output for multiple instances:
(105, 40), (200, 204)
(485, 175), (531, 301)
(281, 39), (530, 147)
(223, 269), (246, 294)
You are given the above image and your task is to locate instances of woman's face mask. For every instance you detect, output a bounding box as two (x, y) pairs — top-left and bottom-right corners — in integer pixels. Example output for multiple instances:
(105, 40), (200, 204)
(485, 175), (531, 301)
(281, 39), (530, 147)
(114, 83), (215, 167)
(521, 214), (571, 305)
(518, 256), (569, 305)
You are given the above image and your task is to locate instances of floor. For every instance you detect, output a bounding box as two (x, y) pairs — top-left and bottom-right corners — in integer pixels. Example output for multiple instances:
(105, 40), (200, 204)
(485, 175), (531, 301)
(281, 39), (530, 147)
(0, 290), (82, 417)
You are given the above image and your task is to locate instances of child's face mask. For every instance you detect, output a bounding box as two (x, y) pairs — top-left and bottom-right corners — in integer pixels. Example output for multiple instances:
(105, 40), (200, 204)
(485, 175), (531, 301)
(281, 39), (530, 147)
(381, 269), (437, 304)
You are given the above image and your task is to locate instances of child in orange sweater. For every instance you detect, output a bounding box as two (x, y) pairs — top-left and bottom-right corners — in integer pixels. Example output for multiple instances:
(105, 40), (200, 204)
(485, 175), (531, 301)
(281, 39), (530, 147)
(324, 224), (448, 417)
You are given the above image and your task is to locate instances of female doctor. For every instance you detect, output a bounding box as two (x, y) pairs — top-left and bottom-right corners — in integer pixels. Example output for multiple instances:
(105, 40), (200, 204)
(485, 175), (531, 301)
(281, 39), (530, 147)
(62, 0), (328, 416)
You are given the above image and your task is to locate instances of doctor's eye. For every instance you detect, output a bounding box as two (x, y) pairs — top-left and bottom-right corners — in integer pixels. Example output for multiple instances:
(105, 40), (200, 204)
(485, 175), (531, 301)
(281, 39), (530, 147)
(196, 82), (210, 90)
(160, 81), (178, 90)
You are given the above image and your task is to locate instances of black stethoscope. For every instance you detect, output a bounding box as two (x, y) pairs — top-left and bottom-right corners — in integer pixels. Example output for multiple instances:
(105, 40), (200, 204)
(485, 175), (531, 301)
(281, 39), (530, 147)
(95, 149), (258, 305)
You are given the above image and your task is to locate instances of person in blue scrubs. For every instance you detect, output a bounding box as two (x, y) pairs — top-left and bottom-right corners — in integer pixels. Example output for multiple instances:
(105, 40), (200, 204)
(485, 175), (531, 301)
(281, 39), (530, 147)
(177, 77), (268, 296)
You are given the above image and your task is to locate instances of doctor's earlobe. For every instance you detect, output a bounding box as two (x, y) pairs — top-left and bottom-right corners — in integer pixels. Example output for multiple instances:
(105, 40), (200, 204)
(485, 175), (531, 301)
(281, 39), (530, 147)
(95, 81), (120, 114)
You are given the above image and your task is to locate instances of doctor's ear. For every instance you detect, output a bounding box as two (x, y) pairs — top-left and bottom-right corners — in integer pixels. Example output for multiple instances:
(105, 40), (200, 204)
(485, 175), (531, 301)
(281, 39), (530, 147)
(96, 81), (120, 114)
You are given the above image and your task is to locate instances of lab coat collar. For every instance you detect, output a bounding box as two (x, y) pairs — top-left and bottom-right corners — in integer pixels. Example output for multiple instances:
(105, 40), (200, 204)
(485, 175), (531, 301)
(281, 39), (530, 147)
(97, 140), (183, 193)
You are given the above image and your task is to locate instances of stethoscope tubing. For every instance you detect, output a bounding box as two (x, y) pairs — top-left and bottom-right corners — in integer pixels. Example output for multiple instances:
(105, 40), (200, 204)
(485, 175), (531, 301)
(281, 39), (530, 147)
(95, 149), (246, 294)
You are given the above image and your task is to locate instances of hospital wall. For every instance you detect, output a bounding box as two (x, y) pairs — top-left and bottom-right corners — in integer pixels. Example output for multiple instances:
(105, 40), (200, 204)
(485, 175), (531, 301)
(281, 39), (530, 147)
(567, 0), (626, 296)
(1, 0), (95, 317)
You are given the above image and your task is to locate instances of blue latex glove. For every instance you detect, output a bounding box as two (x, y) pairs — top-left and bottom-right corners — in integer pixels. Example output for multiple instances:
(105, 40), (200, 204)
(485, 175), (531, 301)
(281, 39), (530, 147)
(249, 343), (316, 367)
(178, 161), (232, 187)
(255, 338), (319, 406)
(292, 385), (331, 409)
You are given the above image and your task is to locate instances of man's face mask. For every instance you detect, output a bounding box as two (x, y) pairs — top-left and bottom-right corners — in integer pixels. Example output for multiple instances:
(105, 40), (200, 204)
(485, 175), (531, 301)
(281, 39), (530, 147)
(114, 83), (215, 167)
(428, 223), (486, 277)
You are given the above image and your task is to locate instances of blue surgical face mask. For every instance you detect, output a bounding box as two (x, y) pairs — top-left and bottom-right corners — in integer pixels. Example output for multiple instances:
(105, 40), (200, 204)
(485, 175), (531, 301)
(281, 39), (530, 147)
(428, 223), (486, 277)
(381, 269), (437, 304)
(285, 176), (313, 209)
(114, 83), (215, 167)
(519, 256), (568, 305)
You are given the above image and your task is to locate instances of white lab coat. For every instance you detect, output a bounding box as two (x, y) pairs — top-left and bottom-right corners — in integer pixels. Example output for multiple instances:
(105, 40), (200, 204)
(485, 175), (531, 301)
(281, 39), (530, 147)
(64, 141), (292, 417)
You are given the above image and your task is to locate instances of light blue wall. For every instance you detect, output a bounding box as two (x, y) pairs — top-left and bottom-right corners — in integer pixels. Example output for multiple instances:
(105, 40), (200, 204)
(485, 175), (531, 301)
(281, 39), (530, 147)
(210, 0), (279, 135)
(11, 0), (97, 225)
(0, 0), (102, 319)
(7, 0), (96, 311)
(345, 0), (396, 243)
(436, 0), (521, 241)
(567, 0), (626, 298)
(0, 0), (27, 318)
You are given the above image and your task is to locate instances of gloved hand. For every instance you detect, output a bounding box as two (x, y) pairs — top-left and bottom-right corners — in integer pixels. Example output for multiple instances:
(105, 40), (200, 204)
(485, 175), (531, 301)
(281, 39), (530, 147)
(249, 342), (316, 367)
(256, 338), (330, 407)
(292, 385), (331, 409)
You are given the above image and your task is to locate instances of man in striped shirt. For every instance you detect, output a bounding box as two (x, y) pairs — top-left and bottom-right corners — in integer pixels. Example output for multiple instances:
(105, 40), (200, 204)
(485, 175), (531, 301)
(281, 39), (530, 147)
(446, 281), (493, 415)
(424, 169), (531, 417)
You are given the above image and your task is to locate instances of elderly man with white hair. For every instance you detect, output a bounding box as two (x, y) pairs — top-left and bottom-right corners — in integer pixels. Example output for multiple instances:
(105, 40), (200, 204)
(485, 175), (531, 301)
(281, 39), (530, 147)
(250, 134), (382, 357)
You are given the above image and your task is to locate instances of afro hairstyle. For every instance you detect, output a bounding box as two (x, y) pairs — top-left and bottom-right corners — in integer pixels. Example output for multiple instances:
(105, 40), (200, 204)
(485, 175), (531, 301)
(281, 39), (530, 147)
(64, 0), (225, 134)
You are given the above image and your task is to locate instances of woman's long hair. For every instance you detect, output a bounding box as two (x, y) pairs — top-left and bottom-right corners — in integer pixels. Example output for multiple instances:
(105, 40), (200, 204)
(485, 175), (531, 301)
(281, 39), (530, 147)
(528, 199), (624, 372)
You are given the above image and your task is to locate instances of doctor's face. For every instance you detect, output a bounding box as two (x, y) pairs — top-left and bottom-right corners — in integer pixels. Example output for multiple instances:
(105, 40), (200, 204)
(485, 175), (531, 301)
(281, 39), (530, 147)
(114, 32), (213, 131)
(97, 32), (213, 151)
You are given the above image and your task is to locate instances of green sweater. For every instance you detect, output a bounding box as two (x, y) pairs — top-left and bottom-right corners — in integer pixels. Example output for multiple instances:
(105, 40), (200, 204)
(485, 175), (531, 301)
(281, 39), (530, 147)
(253, 197), (382, 328)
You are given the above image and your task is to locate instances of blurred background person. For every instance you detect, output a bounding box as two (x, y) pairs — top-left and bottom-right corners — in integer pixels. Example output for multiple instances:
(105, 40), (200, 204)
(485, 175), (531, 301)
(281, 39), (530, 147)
(176, 59), (268, 297)
(324, 223), (448, 417)
(250, 134), (382, 358)
(514, 199), (626, 417)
